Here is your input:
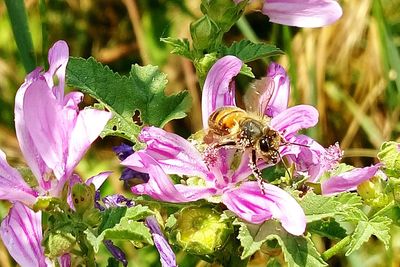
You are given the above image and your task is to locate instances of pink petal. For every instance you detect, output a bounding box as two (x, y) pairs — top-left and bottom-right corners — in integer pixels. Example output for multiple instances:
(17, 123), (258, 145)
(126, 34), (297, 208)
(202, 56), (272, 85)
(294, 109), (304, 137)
(202, 56), (242, 128)
(0, 150), (38, 206)
(126, 152), (215, 203)
(0, 202), (47, 267)
(66, 108), (112, 178)
(271, 105), (319, 138)
(321, 165), (380, 196)
(23, 78), (69, 180)
(15, 68), (50, 189)
(44, 40), (69, 100)
(58, 254), (71, 267)
(85, 171), (112, 190)
(222, 182), (306, 235)
(136, 126), (212, 180)
(261, 62), (290, 117)
(262, 0), (343, 28)
(63, 92), (84, 111)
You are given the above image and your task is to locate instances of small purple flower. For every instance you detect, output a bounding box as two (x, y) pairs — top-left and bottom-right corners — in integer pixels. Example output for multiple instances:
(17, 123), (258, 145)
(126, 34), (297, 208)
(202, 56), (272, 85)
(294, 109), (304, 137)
(103, 240), (128, 267)
(146, 216), (177, 267)
(234, 0), (343, 28)
(113, 144), (149, 183)
(102, 194), (134, 208)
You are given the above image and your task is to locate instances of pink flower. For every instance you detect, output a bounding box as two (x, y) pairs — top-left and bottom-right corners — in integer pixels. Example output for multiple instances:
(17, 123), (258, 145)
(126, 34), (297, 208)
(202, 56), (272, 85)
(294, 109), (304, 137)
(287, 135), (380, 195)
(235, 0), (343, 28)
(122, 56), (321, 236)
(0, 40), (111, 266)
(0, 40), (111, 205)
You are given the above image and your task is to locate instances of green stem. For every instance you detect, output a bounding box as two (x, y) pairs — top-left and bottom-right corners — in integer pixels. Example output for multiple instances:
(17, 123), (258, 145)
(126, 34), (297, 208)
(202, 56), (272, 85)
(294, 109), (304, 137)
(5, 0), (36, 73)
(39, 0), (49, 69)
(236, 17), (259, 43)
(321, 235), (351, 261)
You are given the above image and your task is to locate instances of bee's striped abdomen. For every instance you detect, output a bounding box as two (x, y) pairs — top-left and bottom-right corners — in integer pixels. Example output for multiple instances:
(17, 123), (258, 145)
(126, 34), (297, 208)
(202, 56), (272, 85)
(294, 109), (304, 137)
(208, 106), (247, 136)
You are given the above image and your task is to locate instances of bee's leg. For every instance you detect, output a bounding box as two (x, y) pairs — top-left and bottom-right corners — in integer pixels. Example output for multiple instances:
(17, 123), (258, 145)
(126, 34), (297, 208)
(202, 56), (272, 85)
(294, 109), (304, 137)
(249, 149), (266, 194)
(210, 140), (238, 150)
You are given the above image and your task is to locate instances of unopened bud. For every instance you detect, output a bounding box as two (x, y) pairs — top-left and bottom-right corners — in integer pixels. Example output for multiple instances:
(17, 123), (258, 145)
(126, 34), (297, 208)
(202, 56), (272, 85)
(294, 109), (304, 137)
(46, 231), (75, 258)
(190, 16), (220, 51)
(72, 183), (96, 215)
(200, 0), (247, 32)
(357, 176), (390, 208)
(170, 206), (232, 255)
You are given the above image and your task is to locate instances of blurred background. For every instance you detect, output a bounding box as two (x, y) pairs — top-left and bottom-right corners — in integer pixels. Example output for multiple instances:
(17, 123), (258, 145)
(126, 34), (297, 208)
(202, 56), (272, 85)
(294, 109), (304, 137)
(1, 0), (400, 266)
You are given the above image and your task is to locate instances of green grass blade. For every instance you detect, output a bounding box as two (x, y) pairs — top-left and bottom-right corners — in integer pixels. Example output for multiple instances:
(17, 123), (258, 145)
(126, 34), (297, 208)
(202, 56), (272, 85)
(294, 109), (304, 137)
(5, 0), (36, 73)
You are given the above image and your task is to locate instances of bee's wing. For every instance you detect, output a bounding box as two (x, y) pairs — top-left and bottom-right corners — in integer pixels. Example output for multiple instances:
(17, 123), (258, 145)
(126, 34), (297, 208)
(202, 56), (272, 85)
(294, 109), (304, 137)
(243, 77), (274, 116)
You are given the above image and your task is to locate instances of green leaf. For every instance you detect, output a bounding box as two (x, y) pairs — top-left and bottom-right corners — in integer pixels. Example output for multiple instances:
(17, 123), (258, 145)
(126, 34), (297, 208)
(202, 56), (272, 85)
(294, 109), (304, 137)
(98, 207), (127, 234)
(219, 40), (283, 63)
(234, 220), (327, 267)
(307, 218), (347, 240)
(378, 141), (400, 177)
(300, 193), (340, 222)
(124, 205), (154, 221)
(161, 37), (193, 59)
(346, 216), (391, 255)
(66, 57), (191, 143)
(334, 193), (363, 210)
(240, 63), (255, 78)
(84, 229), (103, 253)
(86, 206), (154, 252)
(103, 220), (153, 245)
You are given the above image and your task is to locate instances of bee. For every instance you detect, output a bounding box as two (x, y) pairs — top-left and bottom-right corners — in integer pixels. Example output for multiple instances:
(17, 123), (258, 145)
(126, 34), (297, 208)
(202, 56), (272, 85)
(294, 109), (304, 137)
(204, 77), (289, 192)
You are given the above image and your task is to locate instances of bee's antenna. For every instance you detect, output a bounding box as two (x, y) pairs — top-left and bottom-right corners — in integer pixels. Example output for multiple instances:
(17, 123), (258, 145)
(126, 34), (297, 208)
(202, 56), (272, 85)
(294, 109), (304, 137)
(283, 142), (310, 148)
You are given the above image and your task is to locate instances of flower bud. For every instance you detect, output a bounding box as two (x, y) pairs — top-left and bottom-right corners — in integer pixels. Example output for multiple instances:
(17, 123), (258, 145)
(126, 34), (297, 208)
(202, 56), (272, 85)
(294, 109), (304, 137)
(169, 206), (232, 255)
(72, 183), (96, 215)
(190, 16), (220, 51)
(357, 176), (390, 208)
(46, 231), (75, 258)
(200, 0), (247, 32)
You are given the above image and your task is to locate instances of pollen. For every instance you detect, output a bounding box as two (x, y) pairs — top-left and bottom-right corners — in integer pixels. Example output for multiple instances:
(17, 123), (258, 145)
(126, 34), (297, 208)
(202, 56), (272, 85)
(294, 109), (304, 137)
(203, 146), (219, 167)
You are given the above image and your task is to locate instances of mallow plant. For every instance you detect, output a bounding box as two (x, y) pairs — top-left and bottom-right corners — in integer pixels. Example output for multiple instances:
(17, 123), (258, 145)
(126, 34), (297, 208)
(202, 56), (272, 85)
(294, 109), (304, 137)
(2, 0), (400, 266)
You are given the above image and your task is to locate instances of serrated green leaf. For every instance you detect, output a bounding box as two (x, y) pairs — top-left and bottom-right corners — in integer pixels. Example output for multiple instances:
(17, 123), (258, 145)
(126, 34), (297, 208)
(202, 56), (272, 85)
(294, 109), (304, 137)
(307, 218), (347, 240)
(378, 141), (400, 177)
(240, 63), (255, 78)
(219, 40), (283, 62)
(161, 37), (193, 59)
(98, 207), (127, 234)
(346, 216), (391, 255)
(124, 205), (154, 221)
(335, 193), (363, 210)
(103, 220), (153, 245)
(234, 220), (265, 258)
(234, 220), (327, 267)
(66, 57), (191, 143)
(300, 193), (340, 222)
